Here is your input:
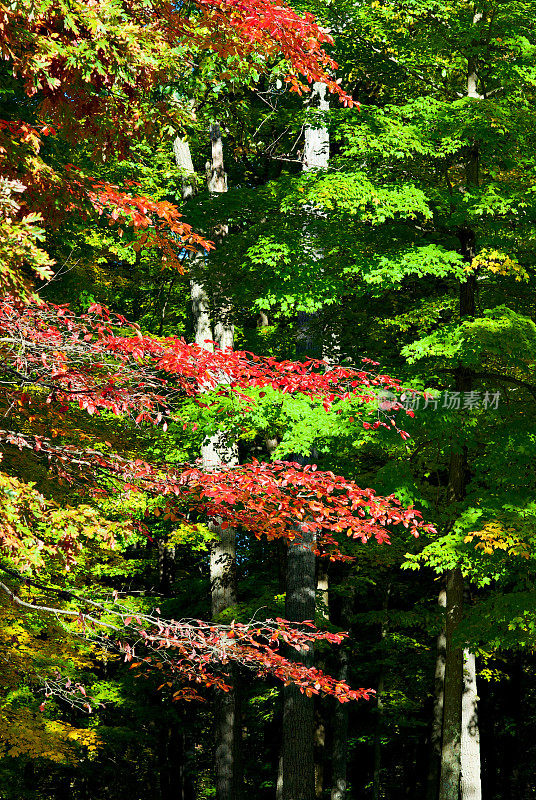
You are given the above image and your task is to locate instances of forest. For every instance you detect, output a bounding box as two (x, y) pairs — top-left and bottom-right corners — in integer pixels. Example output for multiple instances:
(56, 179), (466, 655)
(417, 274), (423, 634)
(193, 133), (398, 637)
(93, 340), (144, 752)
(1, 0), (535, 798)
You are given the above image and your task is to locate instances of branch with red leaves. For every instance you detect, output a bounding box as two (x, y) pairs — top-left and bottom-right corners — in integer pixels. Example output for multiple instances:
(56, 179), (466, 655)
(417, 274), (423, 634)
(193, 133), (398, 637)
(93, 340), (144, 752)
(2, 0), (354, 134)
(1, 0), (356, 301)
(0, 300), (411, 429)
(192, 0), (355, 104)
(0, 121), (213, 292)
(0, 429), (435, 562)
(0, 568), (369, 704)
(0, 295), (432, 707)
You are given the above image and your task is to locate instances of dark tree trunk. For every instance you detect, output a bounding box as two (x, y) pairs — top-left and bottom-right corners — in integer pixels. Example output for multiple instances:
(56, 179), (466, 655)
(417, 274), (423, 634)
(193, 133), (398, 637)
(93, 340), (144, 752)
(159, 723), (196, 800)
(213, 681), (240, 800)
(329, 584), (354, 800)
(314, 561), (329, 798)
(330, 643), (350, 800)
(502, 655), (523, 799)
(314, 705), (326, 799)
(282, 521), (316, 800)
(372, 584), (390, 800)
(372, 665), (385, 800)
(157, 539), (175, 596)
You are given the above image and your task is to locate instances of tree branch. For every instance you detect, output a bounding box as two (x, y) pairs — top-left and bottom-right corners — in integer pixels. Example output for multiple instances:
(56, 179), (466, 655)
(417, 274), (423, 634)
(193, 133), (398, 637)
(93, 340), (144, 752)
(0, 580), (120, 631)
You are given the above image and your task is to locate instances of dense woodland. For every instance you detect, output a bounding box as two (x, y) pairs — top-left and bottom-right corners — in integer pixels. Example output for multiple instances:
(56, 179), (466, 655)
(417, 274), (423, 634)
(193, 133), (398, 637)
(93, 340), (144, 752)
(1, 0), (536, 798)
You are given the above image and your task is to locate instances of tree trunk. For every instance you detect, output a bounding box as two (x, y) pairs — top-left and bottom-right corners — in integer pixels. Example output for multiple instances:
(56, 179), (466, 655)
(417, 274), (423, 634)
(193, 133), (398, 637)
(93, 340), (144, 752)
(426, 584), (447, 800)
(173, 137), (197, 199)
(314, 562), (330, 798)
(208, 122), (233, 349)
(204, 377), (240, 800)
(438, 567), (464, 800)
(175, 133), (240, 800)
(460, 650), (481, 800)
(438, 37), (482, 795)
(303, 82), (330, 170)
(314, 707), (326, 799)
(191, 278), (213, 348)
(299, 81), (331, 362)
(213, 674), (240, 800)
(206, 433), (238, 618)
(280, 84), (330, 800)
(372, 665), (385, 800)
(279, 84), (328, 792)
(504, 655), (524, 799)
(329, 584), (354, 800)
(208, 122), (228, 193)
(372, 584), (390, 800)
(439, 388), (469, 800)
(330, 643), (350, 800)
(282, 518), (316, 800)
(157, 539), (175, 596)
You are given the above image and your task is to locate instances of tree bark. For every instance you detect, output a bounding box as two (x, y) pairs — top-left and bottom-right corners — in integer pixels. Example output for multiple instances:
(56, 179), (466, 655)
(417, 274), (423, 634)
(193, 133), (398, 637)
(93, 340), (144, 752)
(175, 133), (240, 800)
(282, 512), (316, 800)
(208, 122), (233, 349)
(280, 89), (330, 800)
(372, 665), (385, 800)
(314, 706), (326, 799)
(299, 81), (331, 362)
(426, 584), (447, 800)
(438, 35), (483, 795)
(303, 82), (330, 170)
(314, 562), (330, 798)
(173, 137), (197, 199)
(372, 584), (390, 800)
(157, 539), (176, 596)
(460, 650), (481, 800)
(208, 122), (228, 193)
(438, 567), (464, 800)
(329, 584), (354, 800)
(330, 643), (350, 800)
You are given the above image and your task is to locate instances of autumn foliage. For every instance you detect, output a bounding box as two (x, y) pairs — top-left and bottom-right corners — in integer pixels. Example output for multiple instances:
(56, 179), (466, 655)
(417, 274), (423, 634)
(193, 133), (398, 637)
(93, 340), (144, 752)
(0, 0), (428, 711)
(0, 299), (406, 419)
(0, 293), (434, 702)
(0, 0), (354, 304)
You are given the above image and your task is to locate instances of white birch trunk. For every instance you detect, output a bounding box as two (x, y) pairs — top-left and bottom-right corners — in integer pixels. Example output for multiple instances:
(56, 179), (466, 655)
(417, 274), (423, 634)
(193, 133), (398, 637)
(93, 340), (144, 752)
(461, 650), (481, 800)
(208, 122), (228, 193)
(173, 137), (213, 349)
(456, 20), (483, 800)
(174, 131), (239, 800)
(303, 83), (342, 364)
(303, 82), (330, 170)
(438, 568), (464, 800)
(426, 586), (447, 800)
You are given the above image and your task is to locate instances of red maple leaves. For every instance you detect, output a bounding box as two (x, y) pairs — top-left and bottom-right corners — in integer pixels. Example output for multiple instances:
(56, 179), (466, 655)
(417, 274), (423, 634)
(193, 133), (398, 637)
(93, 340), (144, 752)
(0, 299), (431, 703)
(1, 300), (408, 422)
(120, 616), (370, 703)
(0, 426), (434, 557)
(193, 0), (355, 104)
(1, 0), (356, 302)
(0, 121), (213, 287)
